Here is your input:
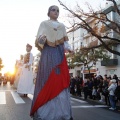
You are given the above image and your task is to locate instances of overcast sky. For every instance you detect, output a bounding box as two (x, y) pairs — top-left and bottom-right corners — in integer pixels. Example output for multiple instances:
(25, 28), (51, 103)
(0, 0), (106, 74)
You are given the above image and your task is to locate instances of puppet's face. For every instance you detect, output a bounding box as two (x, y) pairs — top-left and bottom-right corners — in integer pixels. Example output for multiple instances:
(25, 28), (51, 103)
(20, 55), (23, 60)
(26, 46), (31, 52)
(49, 6), (59, 20)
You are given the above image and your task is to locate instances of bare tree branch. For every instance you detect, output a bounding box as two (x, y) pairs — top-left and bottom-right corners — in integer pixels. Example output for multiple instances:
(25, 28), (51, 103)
(58, 0), (120, 56)
(108, 0), (120, 16)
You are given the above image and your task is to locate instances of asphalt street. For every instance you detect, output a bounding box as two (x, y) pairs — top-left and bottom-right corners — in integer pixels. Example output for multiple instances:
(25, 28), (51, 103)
(0, 82), (120, 120)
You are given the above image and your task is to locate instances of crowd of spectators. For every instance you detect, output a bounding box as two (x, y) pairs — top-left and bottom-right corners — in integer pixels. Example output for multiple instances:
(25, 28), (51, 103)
(70, 74), (120, 111)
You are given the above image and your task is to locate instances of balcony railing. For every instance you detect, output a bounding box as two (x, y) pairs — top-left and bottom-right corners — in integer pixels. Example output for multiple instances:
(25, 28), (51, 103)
(101, 59), (118, 66)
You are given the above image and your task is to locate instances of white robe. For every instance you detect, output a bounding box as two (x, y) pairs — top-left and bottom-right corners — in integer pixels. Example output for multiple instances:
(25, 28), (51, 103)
(14, 60), (23, 88)
(17, 52), (34, 94)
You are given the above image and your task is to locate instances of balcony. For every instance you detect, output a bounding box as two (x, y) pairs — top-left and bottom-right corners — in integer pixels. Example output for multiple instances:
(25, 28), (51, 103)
(88, 40), (98, 48)
(101, 59), (118, 66)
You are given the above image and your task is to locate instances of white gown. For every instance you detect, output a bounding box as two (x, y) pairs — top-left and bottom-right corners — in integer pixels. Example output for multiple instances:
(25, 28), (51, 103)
(17, 52), (34, 94)
(14, 60), (23, 88)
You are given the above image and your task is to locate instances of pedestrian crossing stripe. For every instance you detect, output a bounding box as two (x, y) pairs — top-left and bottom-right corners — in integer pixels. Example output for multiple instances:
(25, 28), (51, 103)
(0, 92), (6, 104)
(28, 94), (33, 100)
(71, 97), (87, 103)
(0, 91), (108, 109)
(11, 91), (25, 104)
(72, 105), (108, 108)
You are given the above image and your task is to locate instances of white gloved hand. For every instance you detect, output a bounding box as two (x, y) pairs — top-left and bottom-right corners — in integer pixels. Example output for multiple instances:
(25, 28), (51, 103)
(38, 35), (46, 44)
(64, 41), (72, 51)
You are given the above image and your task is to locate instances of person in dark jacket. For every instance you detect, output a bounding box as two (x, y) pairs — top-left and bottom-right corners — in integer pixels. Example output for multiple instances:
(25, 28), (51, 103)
(115, 81), (120, 100)
(115, 80), (120, 110)
(113, 74), (119, 85)
(88, 80), (93, 99)
(83, 83), (88, 100)
(70, 76), (76, 95)
(77, 77), (83, 97)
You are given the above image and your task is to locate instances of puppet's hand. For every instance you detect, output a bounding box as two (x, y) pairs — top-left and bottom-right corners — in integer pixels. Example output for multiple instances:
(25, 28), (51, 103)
(38, 35), (46, 44)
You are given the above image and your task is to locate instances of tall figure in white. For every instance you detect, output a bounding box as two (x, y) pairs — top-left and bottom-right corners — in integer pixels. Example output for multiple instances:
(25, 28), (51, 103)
(14, 55), (23, 89)
(17, 44), (34, 97)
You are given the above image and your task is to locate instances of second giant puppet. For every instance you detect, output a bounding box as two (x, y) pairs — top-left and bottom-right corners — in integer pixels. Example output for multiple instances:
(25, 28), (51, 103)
(17, 44), (34, 97)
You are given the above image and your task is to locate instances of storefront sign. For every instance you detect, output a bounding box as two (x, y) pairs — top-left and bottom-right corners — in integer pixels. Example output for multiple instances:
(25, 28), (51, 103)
(83, 69), (96, 73)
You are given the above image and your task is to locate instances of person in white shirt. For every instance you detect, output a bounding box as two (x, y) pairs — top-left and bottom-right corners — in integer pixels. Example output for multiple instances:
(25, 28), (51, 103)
(14, 55), (23, 88)
(108, 79), (117, 110)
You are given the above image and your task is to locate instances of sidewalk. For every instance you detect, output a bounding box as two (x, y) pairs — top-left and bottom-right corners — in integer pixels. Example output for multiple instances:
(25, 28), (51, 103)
(71, 94), (105, 105)
(71, 93), (120, 112)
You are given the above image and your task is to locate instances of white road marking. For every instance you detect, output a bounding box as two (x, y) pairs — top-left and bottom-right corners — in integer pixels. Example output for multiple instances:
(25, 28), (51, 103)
(0, 90), (16, 92)
(0, 92), (6, 104)
(11, 91), (25, 104)
(28, 94), (33, 100)
(0, 90), (108, 108)
(27, 95), (86, 105)
(71, 97), (87, 103)
(27, 95), (86, 104)
(72, 105), (108, 108)
(93, 105), (108, 107)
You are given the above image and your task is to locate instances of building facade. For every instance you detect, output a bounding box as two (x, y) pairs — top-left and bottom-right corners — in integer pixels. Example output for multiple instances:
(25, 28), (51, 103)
(67, 1), (120, 79)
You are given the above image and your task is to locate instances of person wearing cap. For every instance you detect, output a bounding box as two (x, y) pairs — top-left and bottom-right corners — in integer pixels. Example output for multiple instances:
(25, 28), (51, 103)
(108, 79), (117, 110)
(17, 44), (34, 97)
(30, 5), (73, 120)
